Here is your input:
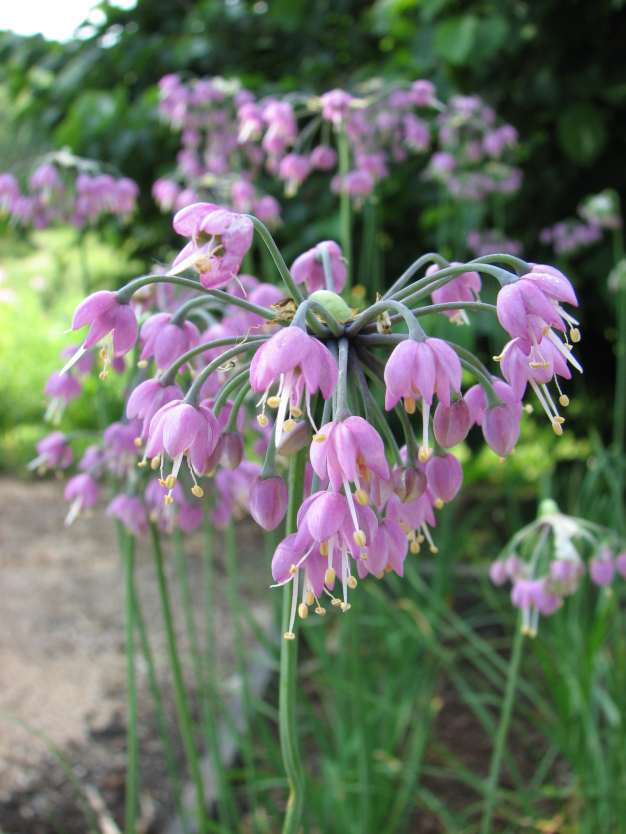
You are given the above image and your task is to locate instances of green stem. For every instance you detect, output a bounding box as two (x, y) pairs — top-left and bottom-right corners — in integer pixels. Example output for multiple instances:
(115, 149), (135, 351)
(280, 451), (306, 834)
(121, 527), (138, 834)
(480, 619), (525, 834)
(613, 283), (626, 455)
(382, 253), (449, 300)
(150, 523), (211, 833)
(245, 216), (305, 304)
(338, 127), (352, 293)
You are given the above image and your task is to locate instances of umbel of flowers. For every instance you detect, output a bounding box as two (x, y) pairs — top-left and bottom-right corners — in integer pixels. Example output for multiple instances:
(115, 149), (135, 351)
(41, 195), (589, 641)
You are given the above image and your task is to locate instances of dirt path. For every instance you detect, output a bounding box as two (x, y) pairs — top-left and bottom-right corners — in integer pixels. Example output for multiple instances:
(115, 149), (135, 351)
(0, 477), (273, 833)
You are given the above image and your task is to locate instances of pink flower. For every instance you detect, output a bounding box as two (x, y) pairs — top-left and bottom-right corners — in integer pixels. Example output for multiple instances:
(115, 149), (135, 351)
(43, 371), (81, 423)
(249, 475), (288, 530)
(489, 561), (508, 586)
(171, 202), (253, 290)
(71, 290), (138, 358)
(310, 416), (390, 497)
(252, 195), (281, 227)
(139, 312), (201, 371)
(107, 494), (149, 537)
(153, 179), (181, 212)
(409, 79), (437, 107)
(385, 490), (438, 553)
(250, 326), (337, 443)
(320, 89), (353, 126)
(357, 519), (408, 579)
(433, 398), (471, 448)
(127, 378), (184, 442)
(310, 145), (337, 170)
(278, 154), (311, 195)
(425, 452), (463, 505)
(290, 241), (347, 294)
(511, 578), (562, 635)
(28, 431), (73, 472)
(428, 262), (481, 323)
(64, 474), (99, 525)
(589, 551), (615, 587)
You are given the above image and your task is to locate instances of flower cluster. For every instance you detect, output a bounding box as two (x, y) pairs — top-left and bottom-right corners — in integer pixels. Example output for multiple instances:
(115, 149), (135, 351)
(0, 153), (138, 230)
(490, 500), (626, 636)
(31, 184), (587, 640)
(540, 189), (622, 256)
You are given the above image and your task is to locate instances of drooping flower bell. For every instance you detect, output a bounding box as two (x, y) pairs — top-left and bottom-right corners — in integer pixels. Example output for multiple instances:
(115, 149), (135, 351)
(139, 313), (201, 372)
(70, 290), (138, 374)
(64, 474), (99, 526)
(28, 431), (73, 472)
(106, 494), (149, 537)
(249, 474), (288, 530)
(291, 241), (347, 295)
(249, 325), (338, 444)
(428, 262), (481, 325)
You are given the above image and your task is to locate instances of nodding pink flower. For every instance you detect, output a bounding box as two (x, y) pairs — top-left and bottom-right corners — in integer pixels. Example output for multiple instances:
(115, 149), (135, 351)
(384, 337), (462, 460)
(511, 578), (562, 636)
(482, 403), (520, 458)
(231, 180), (255, 213)
(127, 378), (185, 442)
(238, 102), (264, 143)
(249, 326), (338, 444)
(433, 398), (471, 448)
(211, 461), (262, 528)
(616, 552), (626, 580)
(310, 417), (390, 503)
(220, 431), (244, 470)
(425, 452), (463, 506)
(499, 336), (574, 434)
(171, 202), (253, 290)
(320, 89), (353, 126)
(0, 172), (21, 212)
(278, 154), (311, 196)
(385, 489), (438, 554)
(249, 474), (288, 530)
(145, 479), (202, 535)
(146, 400), (220, 499)
(357, 518), (408, 579)
(430, 152), (456, 174)
(489, 561), (508, 586)
(153, 179), (181, 212)
(28, 431), (73, 472)
(43, 371), (82, 423)
(337, 170), (374, 199)
(277, 419), (310, 457)
(245, 282), (284, 330)
(106, 494), (149, 537)
(71, 291), (138, 365)
(589, 550), (615, 587)
(60, 345), (94, 376)
(403, 114), (430, 152)
(103, 421), (142, 458)
(291, 240), (347, 294)
(356, 152), (389, 180)
(409, 79), (437, 107)
(392, 466), (427, 505)
(252, 195), (282, 227)
(310, 145), (337, 170)
(483, 125), (518, 158)
(428, 262), (482, 324)
(364, 469), (395, 508)
(78, 444), (106, 474)
(139, 312), (200, 371)
(548, 559), (584, 595)
(29, 163), (63, 193)
(465, 379), (523, 431)
(64, 474), (99, 526)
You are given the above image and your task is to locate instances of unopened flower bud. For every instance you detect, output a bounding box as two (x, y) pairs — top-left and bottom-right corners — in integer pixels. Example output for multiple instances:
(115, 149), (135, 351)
(489, 560), (508, 586)
(393, 467), (428, 504)
(276, 420), (309, 456)
(249, 474), (288, 531)
(366, 471), (395, 507)
(425, 453), (463, 504)
(220, 432), (244, 470)
(482, 406), (520, 457)
(589, 549), (615, 587)
(433, 399), (471, 448)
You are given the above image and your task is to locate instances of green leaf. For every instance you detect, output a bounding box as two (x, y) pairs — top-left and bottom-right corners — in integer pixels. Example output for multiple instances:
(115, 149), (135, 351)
(557, 103), (608, 166)
(433, 15), (479, 66)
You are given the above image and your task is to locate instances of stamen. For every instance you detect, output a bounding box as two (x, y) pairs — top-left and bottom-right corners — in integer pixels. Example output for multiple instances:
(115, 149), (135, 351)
(419, 403), (432, 462)
(421, 522), (438, 554)
(284, 569), (299, 639)
(305, 390), (318, 433)
(404, 396), (416, 414)
(547, 330), (583, 372)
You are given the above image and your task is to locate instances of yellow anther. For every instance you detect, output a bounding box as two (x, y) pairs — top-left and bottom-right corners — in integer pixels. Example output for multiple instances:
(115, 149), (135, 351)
(416, 534), (424, 544)
(353, 529), (367, 547)
(165, 474), (177, 489)
(305, 590), (315, 606)
(509, 447), (515, 455)
(376, 572), (384, 579)
(324, 567), (336, 585)
(267, 396), (282, 408)
(191, 485), (204, 498)
(524, 404), (534, 414)
(298, 603), (309, 620)
(283, 419), (297, 432)
(319, 541), (329, 556)
(430, 546), (439, 554)
(149, 512), (158, 523)
(554, 415), (565, 423)
(418, 446), (432, 463)
(412, 383), (420, 395)
(284, 632), (296, 640)
(499, 457), (505, 464)
(151, 456), (161, 470)
(340, 602), (351, 612)
(361, 553), (369, 561)
(410, 541), (420, 554)
(347, 575), (357, 589)
(289, 564), (297, 575)
(137, 359), (148, 368)
(400, 522), (410, 534)
(355, 489), (369, 506)
(99, 347), (107, 359)
(570, 328), (581, 343)
(315, 606), (327, 616)
(313, 433), (327, 443)
(134, 437), (142, 447)
(331, 598), (342, 607)
(138, 461), (147, 468)
(384, 565), (393, 573)
(493, 352), (505, 362)
(257, 414), (269, 427)
(360, 465), (371, 483)
(206, 469), (216, 478)
(435, 498), (444, 510)
(552, 421), (563, 436)
(99, 370), (108, 380)
(291, 406), (303, 418)
(404, 397), (416, 414)
(529, 361), (543, 369)
(159, 479), (166, 486)
(164, 495), (174, 505)
(559, 395), (570, 407)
